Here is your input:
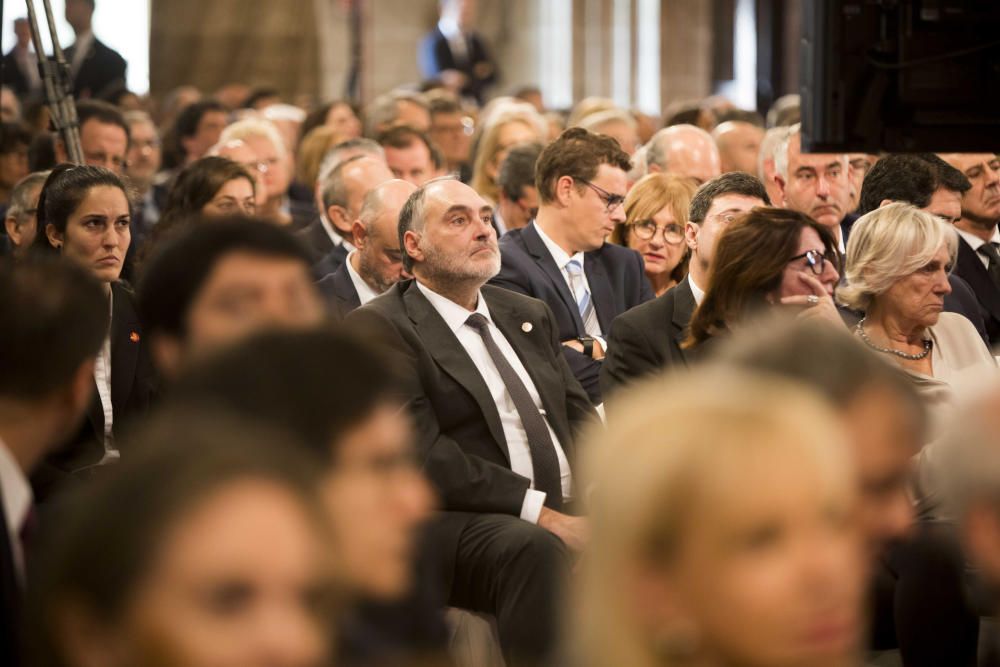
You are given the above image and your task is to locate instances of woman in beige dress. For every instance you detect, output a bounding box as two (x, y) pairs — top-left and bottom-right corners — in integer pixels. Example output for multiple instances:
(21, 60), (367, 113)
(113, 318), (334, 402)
(839, 202), (996, 444)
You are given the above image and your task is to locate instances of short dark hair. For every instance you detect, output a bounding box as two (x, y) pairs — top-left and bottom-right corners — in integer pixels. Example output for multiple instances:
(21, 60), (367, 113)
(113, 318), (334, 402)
(159, 156), (255, 225)
(76, 99), (130, 142)
(535, 127), (631, 203)
(137, 218), (313, 340)
(0, 122), (31, 154)
(688, 172), (770, 223)
(857, 155), (936, 215)
(0, 257), (108, 398)
(714, 109), (766, 127)
(167, 329), (397, 462)
(376, 125), (443, 170)
(243, 86), (281, 110)
(916, 153), (972, 195)
(32, 163), (130, 252)
(174, 99), (227, 141)
(499, 141), (544, 201)
(25, 409), (327, 667)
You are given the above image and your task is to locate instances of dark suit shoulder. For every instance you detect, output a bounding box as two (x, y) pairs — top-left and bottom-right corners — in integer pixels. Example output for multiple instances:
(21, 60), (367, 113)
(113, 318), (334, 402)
(612, 284), (679, 330)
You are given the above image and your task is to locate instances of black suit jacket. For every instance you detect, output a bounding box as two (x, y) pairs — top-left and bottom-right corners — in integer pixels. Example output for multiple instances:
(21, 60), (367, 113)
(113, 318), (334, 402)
(946, 274), (989, 345)
(0, 491), (21, 667)
(313, 243), (350, 280)
(419, 27), (497, 104)
(317, 262), (361, 321)
(600, 278), (697, 398)
(490, 223), (655, 404)
(953, 236), (1000, 348)
(1, 48), (34, 99)
(347, 281), (596, 515)
(297, 218), (337, 264)
(34, 283), (157, 499)
(64, 37), (126, 100)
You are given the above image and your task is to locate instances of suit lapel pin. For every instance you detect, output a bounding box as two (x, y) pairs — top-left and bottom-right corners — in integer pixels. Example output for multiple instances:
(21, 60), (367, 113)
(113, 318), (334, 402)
(521, 322), (533, 333)
(129, 331), (140, 343)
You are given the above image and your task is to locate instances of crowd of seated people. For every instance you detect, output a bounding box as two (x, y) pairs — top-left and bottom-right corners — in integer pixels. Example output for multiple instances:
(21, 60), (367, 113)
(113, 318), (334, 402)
(3, 6), (1000, 665)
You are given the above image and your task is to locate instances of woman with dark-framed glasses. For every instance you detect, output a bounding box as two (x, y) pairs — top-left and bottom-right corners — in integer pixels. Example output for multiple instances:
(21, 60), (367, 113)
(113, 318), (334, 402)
(685, 207), (843, 350)
(610, 173), (697, 297)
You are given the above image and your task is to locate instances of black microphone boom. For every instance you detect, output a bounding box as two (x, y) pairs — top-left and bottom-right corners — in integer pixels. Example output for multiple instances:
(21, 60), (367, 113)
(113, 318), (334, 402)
(25, 0), (83, 164)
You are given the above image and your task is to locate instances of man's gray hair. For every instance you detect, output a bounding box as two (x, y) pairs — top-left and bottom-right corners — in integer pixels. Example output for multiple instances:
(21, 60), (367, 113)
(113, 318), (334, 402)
(771, 122), (801, 181)
(6, 171), (50, 222)
(316, 138), (385, 186)
(398, 175), (457, 272)
(319, 155), (367, 212)
(758, 125), (792, 183)
(645, 124), (715, 172)
(365, 90), (429, 138)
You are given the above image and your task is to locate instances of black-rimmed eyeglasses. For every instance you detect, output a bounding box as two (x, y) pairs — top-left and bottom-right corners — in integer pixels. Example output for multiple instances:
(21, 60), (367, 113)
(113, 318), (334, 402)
(578, 179), (626, 213)
(788, 249), (837, 276)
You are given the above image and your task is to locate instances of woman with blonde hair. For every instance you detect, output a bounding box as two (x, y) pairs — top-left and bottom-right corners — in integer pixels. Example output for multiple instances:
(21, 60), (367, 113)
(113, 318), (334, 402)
(469, 109), (545, 205)
(575, 370), (866, 667)
(611, 173), (697, 296)
(839, 202), (995, 439)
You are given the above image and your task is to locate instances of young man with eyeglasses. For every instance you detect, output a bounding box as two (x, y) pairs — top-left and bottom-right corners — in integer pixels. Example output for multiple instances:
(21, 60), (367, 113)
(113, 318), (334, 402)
(490, 127), (653, 405)
(601, 172), (769, 397)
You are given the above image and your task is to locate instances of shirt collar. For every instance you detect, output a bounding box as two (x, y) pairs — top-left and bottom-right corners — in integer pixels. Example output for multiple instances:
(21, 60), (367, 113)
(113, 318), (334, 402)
(320, 216), (356, 252)
(416, 280), (491, 333)
(532, 221), (584, 270)
(438, 17), (462, 39)
(345, 251), (380, 305)
(688, 274), (706, 306)
(0, 438), (32, 537)
(956, 226), (1000, 251)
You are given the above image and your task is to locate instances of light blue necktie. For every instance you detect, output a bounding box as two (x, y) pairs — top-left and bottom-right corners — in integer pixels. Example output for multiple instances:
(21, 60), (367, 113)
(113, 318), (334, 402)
(565, 259), (600, 336)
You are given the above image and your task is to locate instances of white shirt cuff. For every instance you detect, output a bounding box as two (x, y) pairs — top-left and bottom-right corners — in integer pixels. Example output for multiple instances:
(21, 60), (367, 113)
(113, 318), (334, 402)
(520, 489), (547, 523)
(594, 335), (608, 352)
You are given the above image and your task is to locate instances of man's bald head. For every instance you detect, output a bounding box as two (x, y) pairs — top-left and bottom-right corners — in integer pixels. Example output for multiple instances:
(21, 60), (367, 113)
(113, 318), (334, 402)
(353, 179), (417, 293)
(713, 121), (764, 175)
(645, 124), (721, 185)
(322, 156), (394, 235)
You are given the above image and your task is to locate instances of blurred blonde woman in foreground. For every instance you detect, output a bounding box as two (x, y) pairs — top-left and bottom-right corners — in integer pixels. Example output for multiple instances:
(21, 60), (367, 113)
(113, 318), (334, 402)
(575, 370), (867, 667)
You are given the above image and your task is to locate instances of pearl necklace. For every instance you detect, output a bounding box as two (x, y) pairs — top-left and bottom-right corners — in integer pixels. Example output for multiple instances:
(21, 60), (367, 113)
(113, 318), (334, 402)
(854, 318), (932, 360)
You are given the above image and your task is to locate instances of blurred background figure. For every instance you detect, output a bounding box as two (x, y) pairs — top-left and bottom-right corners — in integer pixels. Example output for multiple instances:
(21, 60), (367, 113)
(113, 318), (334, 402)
(0, 122), (32, 215)
(713, 119), (764, 175)
(63, 0), (127, 100)
(420, 0), (498, 105)
(611, 173), (697, 297)
(1, 18), (42, 101)
(645, 124), (721, 186)
(575, 370), (866, 667)
(3, 171), (47, 257)
(26, 411), (337, 667)
(494, 141), (542, 235)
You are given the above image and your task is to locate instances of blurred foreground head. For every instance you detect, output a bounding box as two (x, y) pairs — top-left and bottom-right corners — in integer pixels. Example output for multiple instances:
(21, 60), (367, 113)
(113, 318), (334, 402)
(577, 369), (865, 667)
(714, 316), (925, 553)
(940, 381), (1000, 589)
(167, 329), (435, 600)
(28, 411), (336, 667)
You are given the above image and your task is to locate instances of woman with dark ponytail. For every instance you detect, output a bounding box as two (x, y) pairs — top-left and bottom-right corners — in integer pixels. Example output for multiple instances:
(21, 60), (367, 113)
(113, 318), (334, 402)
(32, 164), (157, 495)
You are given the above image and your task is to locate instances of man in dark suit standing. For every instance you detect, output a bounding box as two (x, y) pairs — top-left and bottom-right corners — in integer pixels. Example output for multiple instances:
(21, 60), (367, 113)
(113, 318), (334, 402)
(1, 19), (42, 101)
(601, 172), (770, 397)
(306, 156), (393, 277)
(939, 153), (1000, 348)
(0, 259), (109, 665)
(490, 128), (653, 405)
(63, 0), (126, 100)
(318, 179), (415, 319)
(419, 0), (497, 104)
(347, 177), (596, 665)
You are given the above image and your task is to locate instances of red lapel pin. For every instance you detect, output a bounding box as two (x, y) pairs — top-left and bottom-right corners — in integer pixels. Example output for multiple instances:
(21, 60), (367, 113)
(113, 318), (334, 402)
(129, 331), (140, 343)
